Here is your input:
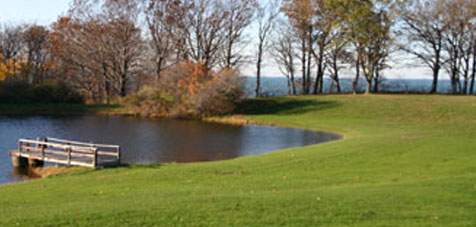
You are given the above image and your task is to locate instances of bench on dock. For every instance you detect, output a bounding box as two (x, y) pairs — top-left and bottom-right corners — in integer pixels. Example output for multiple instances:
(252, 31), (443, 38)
(10, 137), (121, 168)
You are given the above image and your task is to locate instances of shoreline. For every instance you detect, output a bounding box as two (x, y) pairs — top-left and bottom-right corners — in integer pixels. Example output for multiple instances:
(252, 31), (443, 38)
(0, 100), (345, 185)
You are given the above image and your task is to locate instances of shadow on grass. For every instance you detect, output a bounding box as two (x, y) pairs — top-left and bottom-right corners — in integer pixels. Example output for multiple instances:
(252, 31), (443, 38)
(235, 98), (340, 115)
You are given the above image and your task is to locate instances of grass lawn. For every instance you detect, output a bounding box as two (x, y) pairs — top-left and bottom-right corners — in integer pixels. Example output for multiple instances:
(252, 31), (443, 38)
(0, 95), (475, 226)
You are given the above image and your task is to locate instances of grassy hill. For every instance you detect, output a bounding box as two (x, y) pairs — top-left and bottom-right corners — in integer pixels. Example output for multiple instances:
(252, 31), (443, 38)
(0, 95), (475, 226)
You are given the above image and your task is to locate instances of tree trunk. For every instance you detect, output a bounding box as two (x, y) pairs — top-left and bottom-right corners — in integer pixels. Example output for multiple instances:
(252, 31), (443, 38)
(120, 61), (129, 97)
(102, 63), (110, 104)
(470, 48), (476, 95)
(319, 73), (324, 94)
(353, 54), (360, 94)
(430, 67), (439, 94)
(301, 38), (307, 94)
(470, 72), (475, 95)
(462, 56), (470, 95)
(256, 41), (263, 97)
(156, 57), (164, 82)
(366, 79), (372, 94)
(336, 78), (341, 93)
(286, 75), (292, 95)
(313, 61), (323, 94)
(306, 27), (313, 94)
(256, 59), (261, 97)
(373, 77), (379, 93)
(430, 51), (441, 94)
(290, 70), (296, 95)
(313, 47), (324, 95)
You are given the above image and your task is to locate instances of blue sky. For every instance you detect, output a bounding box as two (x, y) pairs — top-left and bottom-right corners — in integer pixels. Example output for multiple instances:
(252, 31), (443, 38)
(0, 0), (71, 25)
(0, 0), (432, 79)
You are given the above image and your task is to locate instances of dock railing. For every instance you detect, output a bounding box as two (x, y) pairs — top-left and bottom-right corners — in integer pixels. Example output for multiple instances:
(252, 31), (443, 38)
(12, 138), (121, 168)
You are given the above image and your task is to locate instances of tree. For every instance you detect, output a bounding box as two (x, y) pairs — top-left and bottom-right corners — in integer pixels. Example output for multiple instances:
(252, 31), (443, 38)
(22, 25), (51, 84)
(51, 0), (144, 102)
(144, 0), (184, 80)
(282, 0), (315, 95)
(221, 0), (257, 68)
(272, 20), (298, 95)
(398, 0), (447, 94)
(310, 0), (340, 94)
(181, 0), (230, 70)
(325, 33), (351, 93)
(331, 0), (393, 94)
(50, 17), (109, 102)
(255, 0), (279, 97)
(0, 24), (24, 78)
(360, 11), (392, 93)
(441, 0), (475, 94)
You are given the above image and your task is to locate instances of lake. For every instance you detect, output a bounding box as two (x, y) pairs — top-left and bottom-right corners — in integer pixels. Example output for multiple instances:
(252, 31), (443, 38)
(0, 115), (340, 184)
(243, 77), (475, 96)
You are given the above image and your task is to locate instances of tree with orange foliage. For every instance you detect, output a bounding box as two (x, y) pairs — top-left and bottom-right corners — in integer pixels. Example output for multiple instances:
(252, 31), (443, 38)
(0, 24), (24, 79)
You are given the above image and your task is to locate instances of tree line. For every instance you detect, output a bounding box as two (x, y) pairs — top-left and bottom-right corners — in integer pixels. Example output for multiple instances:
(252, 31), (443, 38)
(0, 0), (475, 104)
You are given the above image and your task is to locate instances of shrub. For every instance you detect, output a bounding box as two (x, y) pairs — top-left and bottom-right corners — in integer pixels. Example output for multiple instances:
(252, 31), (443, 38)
(0, 80), (83, 104)
(125, 62), (243, 117)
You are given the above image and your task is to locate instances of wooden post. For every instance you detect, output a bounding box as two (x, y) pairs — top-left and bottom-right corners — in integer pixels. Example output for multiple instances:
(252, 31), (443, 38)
(117, 147), (121, 165)
(11, 155), (28, 168)
(93, 147), (98, 168)
(41, 138), (47, 161)
(67, 146), (72, 166)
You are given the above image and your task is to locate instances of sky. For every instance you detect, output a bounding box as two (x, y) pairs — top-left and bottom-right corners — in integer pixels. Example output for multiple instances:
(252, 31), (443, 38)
(0, 0), (435, 79)
(0, 0), (71, 25)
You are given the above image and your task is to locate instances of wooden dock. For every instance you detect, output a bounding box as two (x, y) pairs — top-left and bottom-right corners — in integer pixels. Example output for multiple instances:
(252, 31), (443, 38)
(10, 137), (121, 169)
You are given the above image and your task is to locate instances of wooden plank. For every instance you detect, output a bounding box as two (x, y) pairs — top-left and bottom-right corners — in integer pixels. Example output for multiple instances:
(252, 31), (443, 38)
(19, 147), (96, 158)
(97, 151), (120, 157)
(20, 139), (96, 152)
(47, 137), (120, 149)
(15, 153), (95, 168)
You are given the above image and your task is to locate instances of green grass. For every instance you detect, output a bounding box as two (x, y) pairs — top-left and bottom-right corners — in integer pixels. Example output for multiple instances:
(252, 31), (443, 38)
(1, 95), (476, 226)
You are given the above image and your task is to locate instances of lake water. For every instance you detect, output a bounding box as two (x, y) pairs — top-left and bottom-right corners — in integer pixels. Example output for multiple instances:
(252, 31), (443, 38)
(0, 115), (340, 184)
(243, 77), (475, 96)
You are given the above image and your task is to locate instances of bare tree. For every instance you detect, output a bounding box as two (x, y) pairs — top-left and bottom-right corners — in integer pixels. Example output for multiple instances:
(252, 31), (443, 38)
(272, 20), (297, 95)
(144, 0), (183, 80)
(325, 35), (351, 94)
(441, 0), (475, 94)
(221, 0), (257, 68)
(398, 0), (447, 94)
(255, 0), (279, 97)
(181, 0), (229, 70)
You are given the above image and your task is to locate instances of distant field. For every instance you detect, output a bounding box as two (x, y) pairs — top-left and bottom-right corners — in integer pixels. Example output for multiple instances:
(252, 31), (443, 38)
(0, 95), (475, 226)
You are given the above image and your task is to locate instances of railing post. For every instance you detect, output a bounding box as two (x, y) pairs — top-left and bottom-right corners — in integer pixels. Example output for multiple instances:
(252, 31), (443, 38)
(117, 147), (121, 165)
(93, 147), (98, 168)
(67, 146), (72, 166)
(42, 138), (47, 161)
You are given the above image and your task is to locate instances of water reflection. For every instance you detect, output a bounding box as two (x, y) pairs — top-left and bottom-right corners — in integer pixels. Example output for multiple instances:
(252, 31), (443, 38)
(0, 115), (341, 184)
